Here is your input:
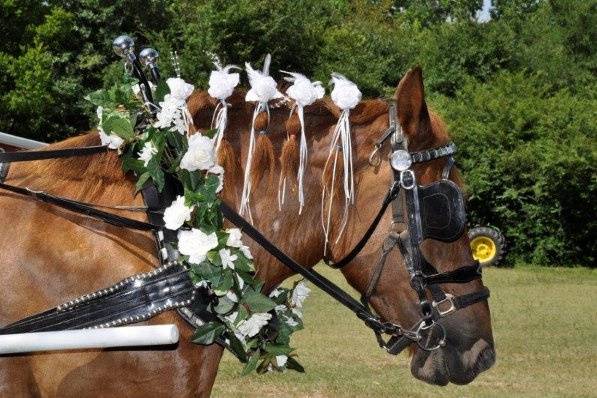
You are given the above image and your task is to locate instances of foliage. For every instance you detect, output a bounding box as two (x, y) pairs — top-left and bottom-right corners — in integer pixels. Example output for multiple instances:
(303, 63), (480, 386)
(433, 72), (596, 266)
(1, 0), (595, 266)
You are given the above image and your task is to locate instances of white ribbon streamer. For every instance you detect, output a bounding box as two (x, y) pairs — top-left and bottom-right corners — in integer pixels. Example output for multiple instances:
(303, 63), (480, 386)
(280, 72), (325, 213)
(239, 55), (283, 221)
(322, 74), (361, 247)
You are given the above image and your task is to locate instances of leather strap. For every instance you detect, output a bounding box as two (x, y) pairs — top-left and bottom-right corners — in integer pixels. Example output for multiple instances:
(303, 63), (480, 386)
(0, 145), (108, 163)
(0, 182), (160, 231)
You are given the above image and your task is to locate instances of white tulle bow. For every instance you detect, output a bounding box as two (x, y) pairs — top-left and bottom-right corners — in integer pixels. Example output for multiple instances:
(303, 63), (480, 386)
(280, 71), (325, 213)
(208, 60), (241, 151)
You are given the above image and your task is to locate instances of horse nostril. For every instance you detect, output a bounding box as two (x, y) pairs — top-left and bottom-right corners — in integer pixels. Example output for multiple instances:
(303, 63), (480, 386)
(475, 345), (496, 373)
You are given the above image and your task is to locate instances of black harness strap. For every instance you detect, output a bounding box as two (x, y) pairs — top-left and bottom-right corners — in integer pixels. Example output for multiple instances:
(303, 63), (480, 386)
(0, 182), (160, 231)
(0, 145), (108, 163)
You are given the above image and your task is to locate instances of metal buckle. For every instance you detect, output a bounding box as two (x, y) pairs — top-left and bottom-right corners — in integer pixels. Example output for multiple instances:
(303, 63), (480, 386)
(432, 293), (456, 317)
(399, 169), (416, 190)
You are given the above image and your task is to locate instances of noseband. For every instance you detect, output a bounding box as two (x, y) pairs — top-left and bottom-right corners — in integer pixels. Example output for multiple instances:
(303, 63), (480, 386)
(327, 102), (489, 354)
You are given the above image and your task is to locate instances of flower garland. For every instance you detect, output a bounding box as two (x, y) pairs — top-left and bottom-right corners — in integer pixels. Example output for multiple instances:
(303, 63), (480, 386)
(86, 73), (309, 375)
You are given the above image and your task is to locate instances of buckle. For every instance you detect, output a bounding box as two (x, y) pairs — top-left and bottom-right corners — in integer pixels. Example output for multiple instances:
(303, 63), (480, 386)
(432, 293), (456, 317)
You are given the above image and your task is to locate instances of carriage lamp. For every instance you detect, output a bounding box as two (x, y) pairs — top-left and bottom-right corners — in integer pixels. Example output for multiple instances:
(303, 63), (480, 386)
(139, 48), (161, 83)
(390, 149), (412, 171)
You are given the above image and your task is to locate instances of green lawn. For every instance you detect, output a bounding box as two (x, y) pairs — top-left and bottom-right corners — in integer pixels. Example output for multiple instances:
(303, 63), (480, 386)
(213, 266), (597, 397)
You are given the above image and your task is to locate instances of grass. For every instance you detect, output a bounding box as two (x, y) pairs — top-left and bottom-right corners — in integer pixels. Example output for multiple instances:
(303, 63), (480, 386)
(213, 266), (597, 397)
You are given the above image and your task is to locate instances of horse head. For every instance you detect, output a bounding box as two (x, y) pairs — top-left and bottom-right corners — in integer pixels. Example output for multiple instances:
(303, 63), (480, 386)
(325, 67), (496, 385)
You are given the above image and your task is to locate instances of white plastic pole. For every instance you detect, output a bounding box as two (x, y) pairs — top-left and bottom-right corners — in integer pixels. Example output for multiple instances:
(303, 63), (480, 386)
(0, 324), (179, 354)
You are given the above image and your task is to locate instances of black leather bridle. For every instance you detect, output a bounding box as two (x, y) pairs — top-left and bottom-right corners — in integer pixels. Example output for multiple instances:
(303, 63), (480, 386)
(325, 102), (489, 353)
(0, 102), (488, 357)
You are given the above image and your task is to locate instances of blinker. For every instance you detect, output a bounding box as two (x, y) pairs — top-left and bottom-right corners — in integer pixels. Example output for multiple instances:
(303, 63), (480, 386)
(390, 149), (412, 171)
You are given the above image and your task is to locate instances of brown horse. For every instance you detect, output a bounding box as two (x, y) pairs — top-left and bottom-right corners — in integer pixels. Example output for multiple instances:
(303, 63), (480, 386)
(0, 68), (494, 396)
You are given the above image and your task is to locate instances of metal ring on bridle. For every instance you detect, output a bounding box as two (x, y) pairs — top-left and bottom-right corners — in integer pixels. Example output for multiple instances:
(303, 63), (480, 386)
(415, 320), (446, 351)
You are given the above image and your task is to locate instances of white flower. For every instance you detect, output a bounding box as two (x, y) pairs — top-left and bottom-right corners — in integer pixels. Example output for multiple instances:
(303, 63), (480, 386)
(195, 279), (209, 288)
(180, 134), (215, 172)
(226, 290), (239, 303)
(274, 305), (287, 313)
(237, 313), (272, 337)
(208, 64), (240, 100)
(99, 129), (125, 150)
(284, 315), (299, 327)
(163, 195), (194, 231)
(138, 141), (158, 167)
(291, 282), (310, 308)
(236, 274), (245, 290)
(330, 73), (362, 110)
(177, 228), (218, 264)
(226, 228), (243, 248)
(240, 245), (253, 260)
(269, 289), (282, 298)
(224, 311), (238, 324)
(245, 54), (283, 103)
(276, 355), (288, 367)
(97, 106), (125, 150)
(219, 248), (238, 270)
(283, 72), (325, 107)
(166, 77), (195, 102)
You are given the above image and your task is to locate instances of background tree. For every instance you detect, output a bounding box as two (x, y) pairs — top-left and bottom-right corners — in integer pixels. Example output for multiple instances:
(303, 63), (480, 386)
(0, 0), (594, 266)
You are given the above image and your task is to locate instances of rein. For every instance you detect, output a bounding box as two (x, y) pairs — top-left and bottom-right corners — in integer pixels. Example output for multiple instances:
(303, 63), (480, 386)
(0, 102), (489, 356)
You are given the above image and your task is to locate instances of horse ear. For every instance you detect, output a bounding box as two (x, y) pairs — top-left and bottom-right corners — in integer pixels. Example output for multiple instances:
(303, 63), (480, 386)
(395, 67), (432, 140)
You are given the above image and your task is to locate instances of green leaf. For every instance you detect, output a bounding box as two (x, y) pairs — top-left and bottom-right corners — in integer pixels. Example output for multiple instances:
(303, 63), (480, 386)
(241, 353), (260, 376)
(213, 295), (236, 315)
(264, 344), (293, 356)
(227, 333), (248, 363)
(241, 291), (277, 313)
(101, 111), (134, 140)
(191, 322), (225, 345)
(286, 356), (305, 373)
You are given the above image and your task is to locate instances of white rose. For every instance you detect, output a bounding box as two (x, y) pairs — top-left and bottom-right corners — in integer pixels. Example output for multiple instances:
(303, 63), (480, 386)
(177, 228), (218, 264)
(180, 134), (215, 171)
(166, 77), (195, 101)
(208, 67), (240, 100)
(138, 141), (158, 167)
(163, 195), (194, 230)
(330, 74), (362, 110)
(219, 248), (238, 270)
(284, 72), (325, 107)
(291, 282), (310, 309)
(237, 313), (272, 338)
(226, 228), (243, 248)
